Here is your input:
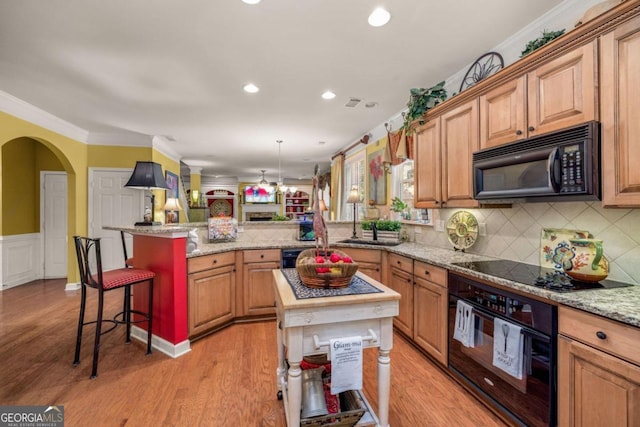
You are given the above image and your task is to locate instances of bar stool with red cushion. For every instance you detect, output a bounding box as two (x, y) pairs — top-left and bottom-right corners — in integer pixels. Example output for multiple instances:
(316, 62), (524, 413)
(73, 236), (154, 379)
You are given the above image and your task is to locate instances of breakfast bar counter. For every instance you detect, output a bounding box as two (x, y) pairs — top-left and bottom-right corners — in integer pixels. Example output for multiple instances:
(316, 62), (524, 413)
(272, 269), (400, 427)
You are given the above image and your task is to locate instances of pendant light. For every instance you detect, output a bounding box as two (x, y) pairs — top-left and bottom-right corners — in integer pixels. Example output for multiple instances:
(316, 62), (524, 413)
(258, 170), (269, 188)
(276, 140), (288, 194)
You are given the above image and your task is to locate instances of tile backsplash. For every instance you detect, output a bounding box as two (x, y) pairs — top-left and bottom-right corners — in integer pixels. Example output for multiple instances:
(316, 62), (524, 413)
(407, 202), (640, 285)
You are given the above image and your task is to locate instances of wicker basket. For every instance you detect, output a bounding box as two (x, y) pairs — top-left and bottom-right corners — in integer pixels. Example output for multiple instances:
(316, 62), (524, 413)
(300, 389), (366, 427)
(295, 249), (359, 289)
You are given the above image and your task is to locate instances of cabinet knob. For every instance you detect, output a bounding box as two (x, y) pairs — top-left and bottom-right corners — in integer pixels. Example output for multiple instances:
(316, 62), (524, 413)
(516, 130), (523, 135)
(406, 278), (411, 283)
(213, 259), (217, 264)
(424, 270), (430, 275)
(528, 126), (535, 132)
(397, 260), (401, 265)
(260, 254), (264, 259)
(596, 331), (607, 340)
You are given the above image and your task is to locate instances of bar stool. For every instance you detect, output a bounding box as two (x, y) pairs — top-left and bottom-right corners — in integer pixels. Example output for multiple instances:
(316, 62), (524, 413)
(73, 236), (155, 379)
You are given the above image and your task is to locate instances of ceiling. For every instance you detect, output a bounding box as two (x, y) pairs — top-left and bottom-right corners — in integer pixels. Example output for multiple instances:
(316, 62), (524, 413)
(0, 0), (565, 183)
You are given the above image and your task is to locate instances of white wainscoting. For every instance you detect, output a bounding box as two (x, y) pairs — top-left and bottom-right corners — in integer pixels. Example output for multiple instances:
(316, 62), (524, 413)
(0, 233), (42, 290)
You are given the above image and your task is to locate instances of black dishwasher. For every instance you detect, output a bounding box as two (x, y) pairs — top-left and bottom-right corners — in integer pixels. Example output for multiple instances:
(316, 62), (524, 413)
(281, 248), (306, 268)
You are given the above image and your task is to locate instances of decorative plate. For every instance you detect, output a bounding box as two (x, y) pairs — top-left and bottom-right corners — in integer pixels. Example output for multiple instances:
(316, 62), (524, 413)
(540, 228), (592, 270)
(210, 199), (232, 216)
(446, 211), (479, 251)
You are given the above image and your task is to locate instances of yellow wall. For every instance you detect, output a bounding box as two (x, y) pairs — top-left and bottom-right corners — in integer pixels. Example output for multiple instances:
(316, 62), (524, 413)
(0, 111), (191, 284)
(0, 111), (88, 283)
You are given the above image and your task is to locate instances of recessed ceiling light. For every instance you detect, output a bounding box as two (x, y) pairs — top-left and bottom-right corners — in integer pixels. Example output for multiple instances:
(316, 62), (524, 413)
(321, 91), (336, 100)
(243, 83), (259, 93)
(365, 102), (378, 108)
(242, 0), (261, 4)
(368, 7), (391, 27)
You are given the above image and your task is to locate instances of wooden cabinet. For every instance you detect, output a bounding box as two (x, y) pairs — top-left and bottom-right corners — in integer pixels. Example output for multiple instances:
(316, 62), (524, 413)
(241, 249), (280, 317)
(601, 15), (640, 207)
(412, 261), (448, 366)
(414, 99), (479, 209)
(387, 253), (414, 337)
(558, 306), (640, 426)
(187, 251), (236, 337)
(284, 191), (310, 219)
(344, 247), (382, 282)
(480, 41), (597, 149)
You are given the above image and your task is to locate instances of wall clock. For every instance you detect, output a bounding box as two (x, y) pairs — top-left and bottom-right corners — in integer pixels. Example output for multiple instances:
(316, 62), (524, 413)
(446, 210), (479, 251)
(211, 199), (232, 217)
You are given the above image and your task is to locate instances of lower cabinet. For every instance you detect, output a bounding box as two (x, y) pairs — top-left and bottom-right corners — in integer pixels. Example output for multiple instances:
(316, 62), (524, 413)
(187, 251), (236, 338)
(387, 253), (414, 337)
(558, 306), (640, 426)
(241, 249), (281, 317)
(412, 261), (448, 366)
(343, 247), (383, 282)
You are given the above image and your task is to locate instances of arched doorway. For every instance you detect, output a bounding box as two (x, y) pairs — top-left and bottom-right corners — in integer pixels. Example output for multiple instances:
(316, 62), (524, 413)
(1, 136), (76, 289)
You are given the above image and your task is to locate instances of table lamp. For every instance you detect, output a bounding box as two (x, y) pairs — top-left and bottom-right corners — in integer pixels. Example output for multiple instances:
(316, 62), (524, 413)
(124, 161), (170, 226)
(163, 197), (182, 224)
(346, 185), (361, 238)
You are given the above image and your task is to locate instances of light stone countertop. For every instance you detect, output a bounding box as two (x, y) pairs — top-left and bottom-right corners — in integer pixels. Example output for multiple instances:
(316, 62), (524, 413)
(106, 225), (640, 329)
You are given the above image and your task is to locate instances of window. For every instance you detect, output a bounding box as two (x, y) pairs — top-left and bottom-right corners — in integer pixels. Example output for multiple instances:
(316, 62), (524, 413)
(343, 152), (365, 220)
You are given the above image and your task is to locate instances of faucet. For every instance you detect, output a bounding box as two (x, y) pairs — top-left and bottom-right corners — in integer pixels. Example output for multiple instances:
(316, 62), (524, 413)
(371, 221), (378, 241)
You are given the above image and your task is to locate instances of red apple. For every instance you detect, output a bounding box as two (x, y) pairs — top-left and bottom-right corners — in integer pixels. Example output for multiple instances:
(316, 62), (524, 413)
(316, 267), (330, 274)
(342, 256), (353, 264)
(315, 256), (325, 264)
(329, 253), (342, 263)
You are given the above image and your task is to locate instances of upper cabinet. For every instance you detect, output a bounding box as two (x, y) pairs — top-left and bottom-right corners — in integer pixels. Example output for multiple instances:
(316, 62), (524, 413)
(479, 41), (597, 149)
(601, 14), (640, 207)
(414, 99), (479, 209)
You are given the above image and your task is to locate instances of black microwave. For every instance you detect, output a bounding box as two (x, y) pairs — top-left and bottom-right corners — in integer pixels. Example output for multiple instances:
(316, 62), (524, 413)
(473, 121), (600, 203)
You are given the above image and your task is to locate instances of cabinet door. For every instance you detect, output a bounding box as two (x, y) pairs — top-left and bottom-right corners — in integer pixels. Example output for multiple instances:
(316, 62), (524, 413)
(188, 264), (236, 337)
(388, 266), (414, 337)
(345, 248), (382, 282)
(558, 336), (640, 427)
(601, 16), (640, 207)
(413, 276), (448, 366)
(414, 118), (442, 208)
(527, 41), (597, 137)
(243, 261), (279, 316)
(479, 75), (527, 149)
(440, 99), (479, 208)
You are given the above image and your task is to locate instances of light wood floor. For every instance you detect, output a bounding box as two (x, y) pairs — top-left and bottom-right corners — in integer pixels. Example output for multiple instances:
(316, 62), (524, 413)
(0, 279), (508, 426)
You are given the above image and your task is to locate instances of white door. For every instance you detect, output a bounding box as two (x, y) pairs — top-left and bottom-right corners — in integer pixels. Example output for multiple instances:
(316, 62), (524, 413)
(42, 172), (67, 278)
(89, 169), (142, 272)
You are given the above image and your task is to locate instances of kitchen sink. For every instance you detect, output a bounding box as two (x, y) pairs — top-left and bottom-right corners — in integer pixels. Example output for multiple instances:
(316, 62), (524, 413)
(337, 238), (402, 246)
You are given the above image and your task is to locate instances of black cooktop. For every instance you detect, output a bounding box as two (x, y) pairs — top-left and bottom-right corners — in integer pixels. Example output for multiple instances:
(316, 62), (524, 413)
(451, 259), (632, 292)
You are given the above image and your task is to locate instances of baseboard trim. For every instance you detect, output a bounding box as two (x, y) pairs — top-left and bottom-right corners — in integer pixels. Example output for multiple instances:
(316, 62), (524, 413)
(131, 326), (191, 358)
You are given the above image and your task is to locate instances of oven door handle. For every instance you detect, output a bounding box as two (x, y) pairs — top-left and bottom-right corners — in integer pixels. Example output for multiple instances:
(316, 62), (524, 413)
(457, 299), (551, 341)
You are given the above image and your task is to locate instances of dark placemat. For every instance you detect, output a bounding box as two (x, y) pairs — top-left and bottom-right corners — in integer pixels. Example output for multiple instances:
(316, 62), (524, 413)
(282, 268), (383, 300)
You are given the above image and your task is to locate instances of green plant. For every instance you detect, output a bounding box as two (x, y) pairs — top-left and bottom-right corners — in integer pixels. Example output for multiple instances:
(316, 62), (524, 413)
(403, 81), (447, 129)
(361, 220), (402, 232)
(273, 214), (290, 221)
(520, 29), (565, 57)
(390, 197), (408, 213)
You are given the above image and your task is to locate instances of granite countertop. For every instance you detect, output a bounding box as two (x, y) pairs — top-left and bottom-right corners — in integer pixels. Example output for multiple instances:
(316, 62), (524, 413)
(106, 225), (639, 329)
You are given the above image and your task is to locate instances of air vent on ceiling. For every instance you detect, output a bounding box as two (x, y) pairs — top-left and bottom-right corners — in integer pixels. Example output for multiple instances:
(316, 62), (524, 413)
(345, 98), (361, 108)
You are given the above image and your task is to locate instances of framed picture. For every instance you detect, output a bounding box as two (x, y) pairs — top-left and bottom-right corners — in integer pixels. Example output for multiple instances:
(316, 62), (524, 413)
(367, 147), (387, 205)
(165, 170), (179, 199)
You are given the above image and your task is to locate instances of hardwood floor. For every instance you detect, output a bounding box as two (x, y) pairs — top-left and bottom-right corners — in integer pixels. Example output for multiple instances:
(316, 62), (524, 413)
(0, 279), (508, 426)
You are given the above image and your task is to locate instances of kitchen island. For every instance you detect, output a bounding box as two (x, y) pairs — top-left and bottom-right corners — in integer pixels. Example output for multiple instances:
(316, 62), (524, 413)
(272, 269), (400, 427)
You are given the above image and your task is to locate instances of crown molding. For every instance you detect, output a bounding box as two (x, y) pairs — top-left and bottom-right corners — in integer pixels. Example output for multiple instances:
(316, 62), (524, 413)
(152, 135), (182, 163)
(0, 90), (89, 143)
(88, 131), (154, 147)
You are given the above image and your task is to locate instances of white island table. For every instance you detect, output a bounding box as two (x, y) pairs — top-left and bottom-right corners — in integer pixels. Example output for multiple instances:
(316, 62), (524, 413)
(272, 269), (400, 427)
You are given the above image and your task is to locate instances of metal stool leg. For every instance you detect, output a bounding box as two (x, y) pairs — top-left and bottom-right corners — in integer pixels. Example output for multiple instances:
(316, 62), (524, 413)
(73, 284), (87, 366)
(124, 285), (132, 343)
(90, 290), (105, 379)
(146, 279), (153, 355)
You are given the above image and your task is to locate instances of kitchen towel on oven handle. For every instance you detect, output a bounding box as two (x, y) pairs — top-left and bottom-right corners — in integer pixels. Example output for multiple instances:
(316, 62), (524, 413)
(492, 318), (524, 379)
(453, 299), (475, 348)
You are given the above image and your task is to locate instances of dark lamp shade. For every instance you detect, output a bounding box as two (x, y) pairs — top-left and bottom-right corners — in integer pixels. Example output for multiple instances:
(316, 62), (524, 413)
(125, 161), (170, 190)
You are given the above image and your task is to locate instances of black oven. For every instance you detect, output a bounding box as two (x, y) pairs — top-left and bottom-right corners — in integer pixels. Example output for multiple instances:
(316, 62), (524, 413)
(448, 272), (557, 427)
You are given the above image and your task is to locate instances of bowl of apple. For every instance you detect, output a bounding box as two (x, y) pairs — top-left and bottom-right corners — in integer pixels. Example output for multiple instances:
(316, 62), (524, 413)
(295, 248), (359, 288)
